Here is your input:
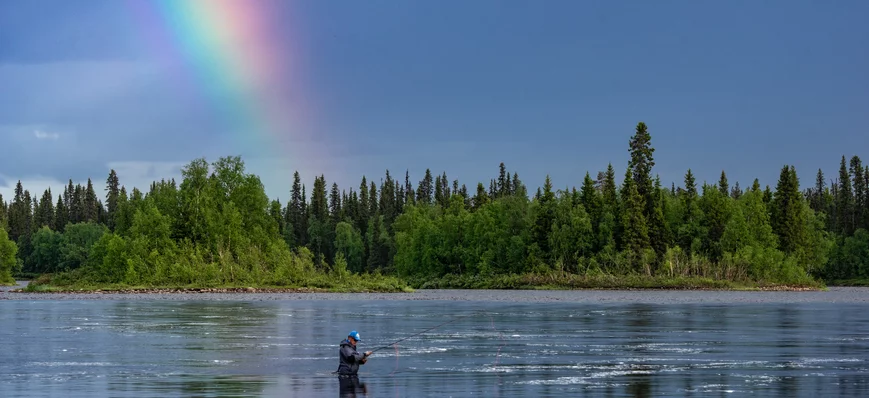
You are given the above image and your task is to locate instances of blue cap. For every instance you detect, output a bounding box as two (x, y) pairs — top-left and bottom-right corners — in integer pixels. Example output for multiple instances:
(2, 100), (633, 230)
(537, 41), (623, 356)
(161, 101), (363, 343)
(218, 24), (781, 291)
(348, 330), (361, 341)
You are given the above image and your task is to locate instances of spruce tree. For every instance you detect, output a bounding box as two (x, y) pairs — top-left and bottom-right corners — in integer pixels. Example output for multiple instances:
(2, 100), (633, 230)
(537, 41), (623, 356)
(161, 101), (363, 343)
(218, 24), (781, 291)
(441, 172), (450, 204)
(622, 122), (667, 257)
(8, 181), (31, 242)
(345, 190), (359, 228)
(810, 169), (826, 213)
(497, 162), (508, 198)
(730, 181), (743, 199)
(286, 171), (304, 246)
(270, 199), (284, 235)
(0, 194), (6, 229)
(601, 163), (618, 210)
(358, 176), (370, 239)
(65, 179), (73, 210)
(416, 169), (433, 205)
(718, 171), (729, 196)
(865, 166), (869, 230)
(628, 122), (655, 214)
(404, 170), (414, 206)
(771, 165), (805, 254)
(16, 189), (34, 264)
(300, 184), (308, 236)
(472, 183), (490, 210)
(620, 166), (650, 262)
(379, 171), (397, 226)
(105, 169), (120, 231)
(851, 156), (865, 232)
(395, 182), (404, 216)
(308, 175), (331, 263)
(32, 195), (40, 231)
(84, 178), (98, 222)
(35, 189), (54, 228)
(368, 182), (378, 220)
(310, 175), (329, 223)
(532, 175), (556, 263)
(54, 195), (67, 232)
(648, 176), (669, 256)
(836, 155), (854, 235)
(434, 175), (443, 207)
(679, 169), (700, 252)
(512, 172), (525, 198)
(330, 182), (342, 226)
(580, 172), (601, 223)
(762, 185), (773, 208)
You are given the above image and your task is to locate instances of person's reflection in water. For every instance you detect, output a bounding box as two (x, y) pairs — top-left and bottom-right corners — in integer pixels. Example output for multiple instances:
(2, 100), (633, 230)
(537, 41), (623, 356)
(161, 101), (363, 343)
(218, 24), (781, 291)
(338, 374), (367, 397)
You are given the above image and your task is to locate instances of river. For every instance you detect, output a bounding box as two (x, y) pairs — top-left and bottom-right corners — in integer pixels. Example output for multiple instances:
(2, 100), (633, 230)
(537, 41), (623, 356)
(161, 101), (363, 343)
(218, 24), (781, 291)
(2, 282), (868, 397)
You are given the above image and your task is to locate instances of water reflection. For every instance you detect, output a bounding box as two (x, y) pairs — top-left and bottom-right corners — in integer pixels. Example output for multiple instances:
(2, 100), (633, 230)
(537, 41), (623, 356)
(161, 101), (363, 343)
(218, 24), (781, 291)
(1, 299), (868, 397)
(337, 375), (368, 397)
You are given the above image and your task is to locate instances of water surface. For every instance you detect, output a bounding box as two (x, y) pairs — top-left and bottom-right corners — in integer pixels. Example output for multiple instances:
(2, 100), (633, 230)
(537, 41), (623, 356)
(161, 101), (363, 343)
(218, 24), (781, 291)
(2, 285), (868, 397)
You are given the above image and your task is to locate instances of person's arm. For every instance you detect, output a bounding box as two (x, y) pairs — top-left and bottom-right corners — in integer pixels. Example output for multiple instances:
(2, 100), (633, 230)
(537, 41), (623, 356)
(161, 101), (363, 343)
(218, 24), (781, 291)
(342, 345), (367, 363)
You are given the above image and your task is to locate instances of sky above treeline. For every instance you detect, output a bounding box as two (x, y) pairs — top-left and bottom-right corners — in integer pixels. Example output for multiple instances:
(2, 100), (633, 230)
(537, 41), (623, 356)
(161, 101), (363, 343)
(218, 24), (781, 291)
(1, 0), (867, 203)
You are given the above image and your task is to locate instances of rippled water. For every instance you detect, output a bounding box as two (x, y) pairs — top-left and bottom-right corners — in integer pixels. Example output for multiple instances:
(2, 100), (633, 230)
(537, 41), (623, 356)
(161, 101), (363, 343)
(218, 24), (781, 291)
(1, 287), (868, 397)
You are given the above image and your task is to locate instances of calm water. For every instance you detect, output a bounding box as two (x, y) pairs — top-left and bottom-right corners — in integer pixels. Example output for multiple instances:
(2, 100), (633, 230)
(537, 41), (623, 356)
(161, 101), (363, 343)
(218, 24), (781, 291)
(2, 286), (868, 397)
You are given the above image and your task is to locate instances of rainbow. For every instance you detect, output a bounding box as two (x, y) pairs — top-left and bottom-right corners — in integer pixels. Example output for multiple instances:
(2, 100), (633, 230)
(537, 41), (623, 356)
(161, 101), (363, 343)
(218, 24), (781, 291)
(129, 0), (324, 182)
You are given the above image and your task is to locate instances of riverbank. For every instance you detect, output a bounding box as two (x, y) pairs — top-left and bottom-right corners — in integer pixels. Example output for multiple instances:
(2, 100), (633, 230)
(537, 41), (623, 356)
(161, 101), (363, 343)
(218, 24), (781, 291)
(10, 270), (827, 295)
(405, 272), (825, 291)
(3, 281), (867, 303)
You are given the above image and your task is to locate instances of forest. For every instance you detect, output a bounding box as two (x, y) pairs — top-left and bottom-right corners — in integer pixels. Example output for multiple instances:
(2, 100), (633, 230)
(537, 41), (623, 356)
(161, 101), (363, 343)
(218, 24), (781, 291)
(1, 122), (868, 291)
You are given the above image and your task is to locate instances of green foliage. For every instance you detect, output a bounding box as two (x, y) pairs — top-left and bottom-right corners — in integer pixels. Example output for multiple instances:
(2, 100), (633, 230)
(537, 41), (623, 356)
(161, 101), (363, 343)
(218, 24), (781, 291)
(619, 166), (649, 269)
(771, 165), (806, 254)
(548, 192), (593, 273)
(0, 227), (18, 284)
(27, 226), (62, 273)
(58, 222), (107, 272)
(699, 183), (732, 261)
(334, 222), (365, 273)
(825, 229), (869, 280)
(18, 123), (867, 291)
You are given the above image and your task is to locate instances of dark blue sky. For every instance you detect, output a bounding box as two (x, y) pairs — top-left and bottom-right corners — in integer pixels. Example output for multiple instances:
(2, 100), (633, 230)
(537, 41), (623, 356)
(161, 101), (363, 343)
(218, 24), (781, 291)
(1, 0), (867, 201)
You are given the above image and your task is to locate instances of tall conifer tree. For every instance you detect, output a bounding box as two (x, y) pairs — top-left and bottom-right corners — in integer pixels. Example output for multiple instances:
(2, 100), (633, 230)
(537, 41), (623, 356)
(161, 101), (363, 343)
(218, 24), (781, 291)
(105, 169), (120, 231)
(771, 165), (805, 254)
(718, 171), (729, 196)
(851, 156), (865, 232)
(54, 195), (67, 232)
(620, 166), (650, 262)
(836, 156), (853, 235)
(85, 178), (98, 222)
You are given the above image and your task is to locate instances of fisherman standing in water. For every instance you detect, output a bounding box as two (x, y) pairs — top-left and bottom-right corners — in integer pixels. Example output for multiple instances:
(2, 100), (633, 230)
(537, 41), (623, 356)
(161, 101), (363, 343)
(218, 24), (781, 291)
(337, 330), (371, 396)
(337, 330), (372, 375)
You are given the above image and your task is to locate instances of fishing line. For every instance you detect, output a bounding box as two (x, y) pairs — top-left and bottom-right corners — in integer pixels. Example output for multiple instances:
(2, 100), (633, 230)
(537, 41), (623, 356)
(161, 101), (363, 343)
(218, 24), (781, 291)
(490, 314), (505, 367)
(369, 310), (485, 354)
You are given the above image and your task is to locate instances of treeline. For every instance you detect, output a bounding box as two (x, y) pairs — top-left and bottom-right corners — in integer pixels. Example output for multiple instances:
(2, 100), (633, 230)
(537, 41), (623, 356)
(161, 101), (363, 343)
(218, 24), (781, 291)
(1, 122), (868, 288)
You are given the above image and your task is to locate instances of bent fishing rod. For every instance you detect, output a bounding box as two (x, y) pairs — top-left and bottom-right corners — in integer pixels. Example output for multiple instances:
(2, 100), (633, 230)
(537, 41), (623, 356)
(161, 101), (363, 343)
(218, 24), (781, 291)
(368, 311), (484, 354)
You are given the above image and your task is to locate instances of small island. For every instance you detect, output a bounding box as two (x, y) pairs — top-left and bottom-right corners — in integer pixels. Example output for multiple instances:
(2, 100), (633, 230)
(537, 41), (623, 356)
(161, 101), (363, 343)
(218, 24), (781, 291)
(2, 123), (867, 293)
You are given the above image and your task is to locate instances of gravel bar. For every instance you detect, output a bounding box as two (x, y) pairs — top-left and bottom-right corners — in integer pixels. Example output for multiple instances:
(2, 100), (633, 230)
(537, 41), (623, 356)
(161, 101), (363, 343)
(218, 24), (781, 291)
(2, 281), (868, 303)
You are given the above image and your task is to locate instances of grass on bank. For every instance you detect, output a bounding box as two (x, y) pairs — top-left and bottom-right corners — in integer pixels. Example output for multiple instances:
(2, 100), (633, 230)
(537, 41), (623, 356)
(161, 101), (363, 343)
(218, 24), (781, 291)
(21, 270), (826, 293)
(405, 272), (826, 291)
(22, 264), (414, 293)
(824, 279), (869, 287)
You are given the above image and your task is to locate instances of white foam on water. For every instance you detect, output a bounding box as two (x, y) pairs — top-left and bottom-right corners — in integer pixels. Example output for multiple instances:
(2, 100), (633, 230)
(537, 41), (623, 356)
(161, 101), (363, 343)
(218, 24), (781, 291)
(29, 362), (114, 367)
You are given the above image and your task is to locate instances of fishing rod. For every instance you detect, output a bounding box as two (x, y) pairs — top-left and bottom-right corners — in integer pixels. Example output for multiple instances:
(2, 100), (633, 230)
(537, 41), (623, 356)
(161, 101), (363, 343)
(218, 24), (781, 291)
(368, 311), (483, 353)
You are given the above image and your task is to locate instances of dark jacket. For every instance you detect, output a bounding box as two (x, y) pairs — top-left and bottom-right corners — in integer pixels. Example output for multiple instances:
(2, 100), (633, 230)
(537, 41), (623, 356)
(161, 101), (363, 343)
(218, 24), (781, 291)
(336, 339), (367, 375)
